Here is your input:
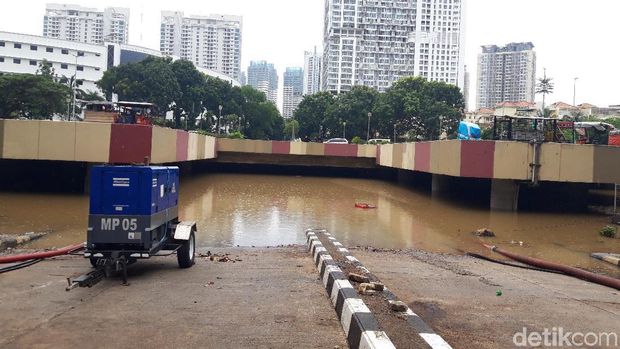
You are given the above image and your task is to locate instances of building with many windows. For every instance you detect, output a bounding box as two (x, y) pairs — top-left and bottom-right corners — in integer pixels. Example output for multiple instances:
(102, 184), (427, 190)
(43, 4), (129, 45)
(160, 11), (242, 81)
(476, 42), (536, 110)
(0, 31), (238, 97)
(303, 48), (322, 95)
(247, 60), (278, 105)
(283, 67), (304, 118)
(322, 0), (466, 93)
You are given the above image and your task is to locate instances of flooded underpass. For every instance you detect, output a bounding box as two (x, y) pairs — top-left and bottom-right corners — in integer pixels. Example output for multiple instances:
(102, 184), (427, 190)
(1, 172), (619, 277)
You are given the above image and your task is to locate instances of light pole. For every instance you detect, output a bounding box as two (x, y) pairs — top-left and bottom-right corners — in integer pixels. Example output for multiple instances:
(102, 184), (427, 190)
(217, 104), (223, 134)
(367, 112), (372, 142)
(393, 124), (397, 143)
(342, 121), (347, 139)
(573, 77), (579, 107)
(69, 54), (79, 121)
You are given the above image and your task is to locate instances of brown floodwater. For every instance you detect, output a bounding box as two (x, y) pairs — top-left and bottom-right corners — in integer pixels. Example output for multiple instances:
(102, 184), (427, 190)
(1, 173), (619, 276)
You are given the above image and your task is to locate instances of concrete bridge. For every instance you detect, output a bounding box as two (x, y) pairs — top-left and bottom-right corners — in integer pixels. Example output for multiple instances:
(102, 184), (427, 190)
(1, 119), (619, 210)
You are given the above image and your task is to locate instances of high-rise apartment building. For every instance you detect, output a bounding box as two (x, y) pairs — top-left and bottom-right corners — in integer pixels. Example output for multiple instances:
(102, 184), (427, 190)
(322, 0), (466, 93)
(43, 4), (129, 45)
(303, 48), (322, 95)
(283, 67), (304, 118)
(476, 42), (536, 110)
(247, 61), (278, 105)
(160, 11), (242, 80)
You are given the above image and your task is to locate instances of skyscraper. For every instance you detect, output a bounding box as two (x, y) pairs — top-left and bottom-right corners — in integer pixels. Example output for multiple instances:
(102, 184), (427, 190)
(43, 4), (129, 45)
(322, 0), (466, 93)
(160, 11), (242, 80)
(476, 42), (536, 110)
(247, 61), (278, 105)
(303, 48), (322, 95)
(283, 67), (304, 118)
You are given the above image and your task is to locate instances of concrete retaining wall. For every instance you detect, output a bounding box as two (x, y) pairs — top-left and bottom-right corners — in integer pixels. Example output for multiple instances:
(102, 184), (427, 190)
(378, 140), (620, 184)
(0, 120), (218, 164)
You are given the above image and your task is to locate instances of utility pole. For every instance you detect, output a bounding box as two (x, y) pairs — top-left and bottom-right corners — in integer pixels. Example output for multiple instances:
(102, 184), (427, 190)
(573, 77), (579, 107)
(367, 112), (372, 142)
(217, 105), (223, 134)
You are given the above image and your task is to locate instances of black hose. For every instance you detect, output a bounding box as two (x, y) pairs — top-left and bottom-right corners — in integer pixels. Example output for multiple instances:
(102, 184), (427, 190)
(466, 252), (564, 275)
(0, 259), (41, 274)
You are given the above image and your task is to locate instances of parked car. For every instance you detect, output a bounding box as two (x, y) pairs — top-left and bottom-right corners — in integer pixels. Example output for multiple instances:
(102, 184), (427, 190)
(323, 138), (349, 144)
(368, 138), (391, 145)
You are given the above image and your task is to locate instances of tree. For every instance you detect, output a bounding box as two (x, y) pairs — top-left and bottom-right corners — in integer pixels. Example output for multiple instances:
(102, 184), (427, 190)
(239, 85), (284, 140)
(294, 92), (335, 140)
(386, 77), (464, 140)
(170, 59), (206, 128)
(327, 86), (379, 140)
(284, 118), (299, 140)
(97, 57), (181, 114)
(76, 89), (104, 102)
(536, 68), (554, 112)
(0, 73), (71, 119)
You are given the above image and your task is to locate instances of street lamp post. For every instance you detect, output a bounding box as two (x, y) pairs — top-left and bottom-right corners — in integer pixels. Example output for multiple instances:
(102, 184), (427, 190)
(217, 104), (223, 134)
(573, 77), (579, 107)
(367, 112), (372, 142)
(342, 121), (347, 139)
(393, 124), (397, 143)
(69, 54), (79, 121)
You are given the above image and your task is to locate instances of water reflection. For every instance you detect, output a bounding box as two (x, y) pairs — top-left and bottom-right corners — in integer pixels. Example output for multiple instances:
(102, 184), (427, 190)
(1, 173), (619, 276)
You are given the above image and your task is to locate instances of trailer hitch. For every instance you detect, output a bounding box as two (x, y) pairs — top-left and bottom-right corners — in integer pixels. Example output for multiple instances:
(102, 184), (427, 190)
(66, 269), (105, 291)
(66, 256), (132, 291)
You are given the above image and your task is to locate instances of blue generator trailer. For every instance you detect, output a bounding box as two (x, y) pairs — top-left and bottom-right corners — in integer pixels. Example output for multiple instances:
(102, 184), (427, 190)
(68, 165), (196, 290)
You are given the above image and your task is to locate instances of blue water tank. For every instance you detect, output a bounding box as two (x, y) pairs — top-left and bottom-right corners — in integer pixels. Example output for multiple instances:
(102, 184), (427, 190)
(458, 121), (482, 140)
(89, 166), (179, 216)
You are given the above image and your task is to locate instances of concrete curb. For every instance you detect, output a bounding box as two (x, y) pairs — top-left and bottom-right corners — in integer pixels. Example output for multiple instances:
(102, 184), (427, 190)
(306, 229), (395, 349)
(307, 229), (453, 349)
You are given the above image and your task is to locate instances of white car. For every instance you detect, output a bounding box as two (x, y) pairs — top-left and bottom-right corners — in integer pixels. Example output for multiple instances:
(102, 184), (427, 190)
(368, 138), (391, 145)
(323, 138), (349, 144)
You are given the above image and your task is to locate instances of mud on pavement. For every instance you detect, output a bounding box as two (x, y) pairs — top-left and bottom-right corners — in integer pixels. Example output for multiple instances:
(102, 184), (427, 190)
(0, 247), (348, 349)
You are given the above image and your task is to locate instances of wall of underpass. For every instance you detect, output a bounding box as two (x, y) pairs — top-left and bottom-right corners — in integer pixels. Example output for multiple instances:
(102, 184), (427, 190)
(377, 140), (620, 184)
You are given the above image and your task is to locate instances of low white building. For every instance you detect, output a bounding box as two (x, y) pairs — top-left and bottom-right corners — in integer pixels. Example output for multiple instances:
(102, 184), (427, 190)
(0, 31), (239, 95)
(0, 31), (107, 93)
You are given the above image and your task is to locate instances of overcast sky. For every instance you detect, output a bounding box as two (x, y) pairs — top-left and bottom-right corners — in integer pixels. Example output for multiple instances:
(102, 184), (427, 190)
(1, 0), (619, 110)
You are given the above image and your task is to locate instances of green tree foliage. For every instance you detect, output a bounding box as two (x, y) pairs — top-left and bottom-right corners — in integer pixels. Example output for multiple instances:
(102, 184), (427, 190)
(294, 92), (335, 140)
(604, 117), (620, 129)
(284, 118), (300, 140)
(97, 57), (283, 139)
(386, 77), (464, 140)
(326, 85), (379, 140)
(294, 76), (464, 142)
(97, 56), (181, 113)
(76, 89), (104, 101)
(0, 62), (71, 119)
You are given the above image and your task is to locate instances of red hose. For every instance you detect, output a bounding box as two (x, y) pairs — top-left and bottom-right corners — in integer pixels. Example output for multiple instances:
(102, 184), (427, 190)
(482, 243), (620, 291)
(0, 243), (84, 264)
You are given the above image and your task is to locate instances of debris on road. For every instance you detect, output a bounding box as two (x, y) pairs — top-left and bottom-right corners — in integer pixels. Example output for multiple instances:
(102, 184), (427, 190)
(348, 272), (370, 283)
(0, 231), (50, 251)
(474, 228), (495, 237)
(204, 253), (243, 263)
(388, 300), (407, 312)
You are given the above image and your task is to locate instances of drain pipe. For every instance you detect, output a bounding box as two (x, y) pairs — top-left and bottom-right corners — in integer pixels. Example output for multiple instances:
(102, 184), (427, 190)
(482, 243), (620, 291)
(529, 140), (542, 186)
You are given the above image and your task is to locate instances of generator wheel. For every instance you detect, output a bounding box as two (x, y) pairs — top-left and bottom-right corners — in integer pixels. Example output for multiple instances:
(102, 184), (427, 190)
(177, 231), (195, 268)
